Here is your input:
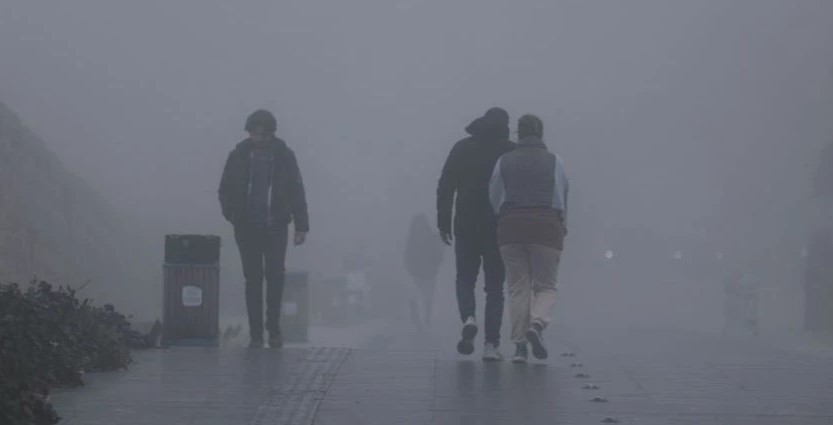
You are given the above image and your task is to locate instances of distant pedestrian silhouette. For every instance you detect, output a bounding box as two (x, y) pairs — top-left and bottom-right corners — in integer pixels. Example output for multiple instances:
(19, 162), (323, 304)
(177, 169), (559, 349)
(404, 213), (446, 329)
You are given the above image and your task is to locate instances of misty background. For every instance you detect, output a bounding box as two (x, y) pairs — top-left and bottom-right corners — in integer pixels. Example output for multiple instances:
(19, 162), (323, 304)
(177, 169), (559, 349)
(1, 0), (832, 335)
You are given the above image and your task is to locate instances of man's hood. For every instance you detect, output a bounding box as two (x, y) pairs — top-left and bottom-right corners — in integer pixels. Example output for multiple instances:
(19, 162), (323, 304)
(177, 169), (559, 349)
(465, 108), (510, 140)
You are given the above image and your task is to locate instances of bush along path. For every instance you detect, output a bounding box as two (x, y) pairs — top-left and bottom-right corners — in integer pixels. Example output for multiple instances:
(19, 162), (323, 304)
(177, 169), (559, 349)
(0, 281), (158, 425)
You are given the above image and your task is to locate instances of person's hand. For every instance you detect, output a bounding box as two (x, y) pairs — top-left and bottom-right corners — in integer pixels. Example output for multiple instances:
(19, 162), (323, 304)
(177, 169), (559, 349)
(440, 231), (453, 246)
(294, 231), (307, 246)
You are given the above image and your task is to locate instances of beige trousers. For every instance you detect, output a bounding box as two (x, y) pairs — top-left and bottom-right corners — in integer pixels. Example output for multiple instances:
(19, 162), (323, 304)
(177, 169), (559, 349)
(500, 244), (562, 344)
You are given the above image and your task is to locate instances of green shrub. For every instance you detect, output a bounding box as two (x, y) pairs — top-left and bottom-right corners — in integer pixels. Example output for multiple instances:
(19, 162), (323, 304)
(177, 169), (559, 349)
(0, 281), (152, 425)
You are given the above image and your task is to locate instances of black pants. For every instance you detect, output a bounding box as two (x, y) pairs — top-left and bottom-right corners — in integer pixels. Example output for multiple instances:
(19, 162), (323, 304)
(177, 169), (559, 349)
(455, 227), (505, 345)
(234, 224), (289, 338)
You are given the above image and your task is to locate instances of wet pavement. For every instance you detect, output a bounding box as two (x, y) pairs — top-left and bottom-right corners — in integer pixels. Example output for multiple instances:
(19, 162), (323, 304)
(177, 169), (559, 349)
(52, 324), (833, 425)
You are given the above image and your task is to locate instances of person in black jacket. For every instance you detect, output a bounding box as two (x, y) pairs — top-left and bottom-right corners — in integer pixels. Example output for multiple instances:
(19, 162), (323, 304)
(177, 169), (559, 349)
(437, 107), (516, 361)
(219, 109), (309, 348)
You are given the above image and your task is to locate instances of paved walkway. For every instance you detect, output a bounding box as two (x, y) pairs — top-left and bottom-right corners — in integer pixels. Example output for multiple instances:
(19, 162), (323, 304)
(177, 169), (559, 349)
(52, 325), (833, 425)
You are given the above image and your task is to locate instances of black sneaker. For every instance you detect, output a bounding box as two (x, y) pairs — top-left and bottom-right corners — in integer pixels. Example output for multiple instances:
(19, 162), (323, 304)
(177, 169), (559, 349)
(526, 323), (548, 360)
(456, 316), (478, 355)
(512, 343), (529, 364)
(268, 331), (283, 349)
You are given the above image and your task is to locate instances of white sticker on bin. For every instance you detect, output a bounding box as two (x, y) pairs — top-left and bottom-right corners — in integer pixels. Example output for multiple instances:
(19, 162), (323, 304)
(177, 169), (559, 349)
(182, 285), (203, 307)
(283, 301), (298, 316)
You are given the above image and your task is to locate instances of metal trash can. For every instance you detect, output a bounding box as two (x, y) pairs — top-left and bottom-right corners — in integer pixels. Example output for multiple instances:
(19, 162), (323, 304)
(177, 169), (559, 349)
(162, 235), (221, 346)
(723, 270), (759, 337)
(281, 271), (309, 343)
(804, 229), (833, 331)
(311, 275), (348, 325)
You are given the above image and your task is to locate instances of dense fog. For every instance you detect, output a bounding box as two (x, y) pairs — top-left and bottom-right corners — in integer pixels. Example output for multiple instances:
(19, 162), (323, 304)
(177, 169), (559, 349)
(1, 0), (832, 337)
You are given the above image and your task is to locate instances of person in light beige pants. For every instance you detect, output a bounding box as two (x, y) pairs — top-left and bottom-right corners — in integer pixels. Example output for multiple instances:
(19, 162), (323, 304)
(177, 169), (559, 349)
(501, 244), (561, 346)
(489, 114), (568, 362)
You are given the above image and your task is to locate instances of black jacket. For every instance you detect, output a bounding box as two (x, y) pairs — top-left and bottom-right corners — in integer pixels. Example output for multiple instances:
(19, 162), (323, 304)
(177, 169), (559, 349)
(437, 116), (516, 235)
(218, 137), (309, 232)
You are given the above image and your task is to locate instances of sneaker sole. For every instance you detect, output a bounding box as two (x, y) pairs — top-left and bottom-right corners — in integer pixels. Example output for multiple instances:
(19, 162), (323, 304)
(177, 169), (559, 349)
(462, 323), (478, 340)
(482, 354), (503, 362)
(457, 339), (474, 355)
(457, 323), (478, 355)
(526, 330), (548, 360)
(511, 357), (528, 364)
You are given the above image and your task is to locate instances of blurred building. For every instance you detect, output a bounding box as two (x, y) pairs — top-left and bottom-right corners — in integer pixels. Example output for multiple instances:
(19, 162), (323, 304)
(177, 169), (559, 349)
(0, 100), (156, 316)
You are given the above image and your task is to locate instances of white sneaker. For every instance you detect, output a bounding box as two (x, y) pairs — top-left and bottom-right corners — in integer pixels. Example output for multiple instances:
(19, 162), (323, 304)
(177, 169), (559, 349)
(482, 342), (503, 362)
(457, 316), (478, 355)
(512, 344), (528, 364)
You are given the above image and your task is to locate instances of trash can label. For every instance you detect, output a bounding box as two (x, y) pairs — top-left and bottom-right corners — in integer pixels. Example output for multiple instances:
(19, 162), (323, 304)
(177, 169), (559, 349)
(283, 301), (298, 316)
(182, 285), (203, 307)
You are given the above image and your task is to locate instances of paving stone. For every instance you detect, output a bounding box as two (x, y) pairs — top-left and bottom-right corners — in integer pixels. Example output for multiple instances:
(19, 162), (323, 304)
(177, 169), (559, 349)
(50, 326), (833, 425)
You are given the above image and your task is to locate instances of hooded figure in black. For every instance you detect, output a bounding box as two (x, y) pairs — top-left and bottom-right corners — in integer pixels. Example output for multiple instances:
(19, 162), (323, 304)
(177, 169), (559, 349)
(436, 107), (516, 360)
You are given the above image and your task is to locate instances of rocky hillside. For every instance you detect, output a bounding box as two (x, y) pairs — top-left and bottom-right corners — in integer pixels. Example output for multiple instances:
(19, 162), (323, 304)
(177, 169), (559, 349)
(0, 101), (154, 316)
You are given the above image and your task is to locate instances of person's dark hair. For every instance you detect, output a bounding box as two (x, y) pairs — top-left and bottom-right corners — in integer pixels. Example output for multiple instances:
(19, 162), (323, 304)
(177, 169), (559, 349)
(245, 109), (277, 134)
(518, 114), (544, 139)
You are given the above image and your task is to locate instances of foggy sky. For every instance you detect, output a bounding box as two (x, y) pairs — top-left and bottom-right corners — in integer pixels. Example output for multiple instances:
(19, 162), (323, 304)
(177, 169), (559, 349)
(1, 0), (832, 298)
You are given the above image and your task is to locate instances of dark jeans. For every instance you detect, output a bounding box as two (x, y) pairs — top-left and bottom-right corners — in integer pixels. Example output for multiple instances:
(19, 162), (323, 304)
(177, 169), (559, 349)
(234, 224), (289, 339)
(455, 227), (505, 346)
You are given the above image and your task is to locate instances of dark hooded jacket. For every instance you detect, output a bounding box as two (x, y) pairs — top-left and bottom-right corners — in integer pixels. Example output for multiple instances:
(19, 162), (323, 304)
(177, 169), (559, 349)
(437, 109), (516, 236)
(218, 137), (309, 232)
